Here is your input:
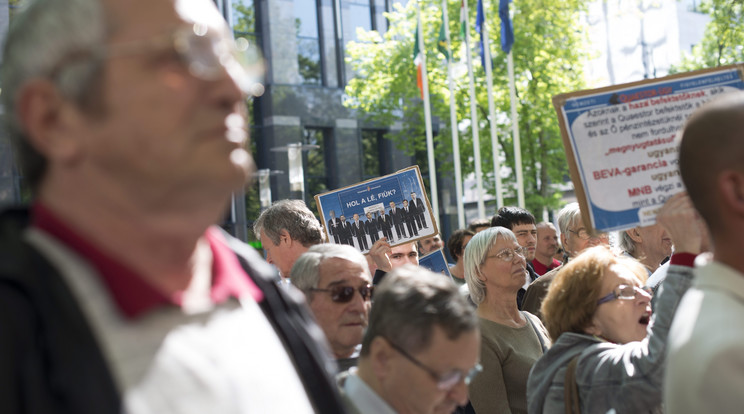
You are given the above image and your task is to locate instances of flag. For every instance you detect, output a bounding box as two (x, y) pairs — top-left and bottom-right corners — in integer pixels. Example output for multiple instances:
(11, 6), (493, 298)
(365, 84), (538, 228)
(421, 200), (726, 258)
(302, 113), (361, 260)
(437, 9), (450, 60)
(475, 0), (486, 67)
(413, 23), (424, 99)
(459, 0), (466, 40)
(499, 0), (514, 53)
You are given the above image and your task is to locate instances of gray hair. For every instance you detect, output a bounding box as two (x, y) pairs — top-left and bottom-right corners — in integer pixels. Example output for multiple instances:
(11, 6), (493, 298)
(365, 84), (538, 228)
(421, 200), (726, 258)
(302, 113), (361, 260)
(253, 199), (323, 246)
(557, 202), (582, 237)
(463, 226), (517, 305)
(1, 0), (107, 190)
(361, 265), (478, 356)
(290, 243), (370, 294)
(617, 229), (638, 256)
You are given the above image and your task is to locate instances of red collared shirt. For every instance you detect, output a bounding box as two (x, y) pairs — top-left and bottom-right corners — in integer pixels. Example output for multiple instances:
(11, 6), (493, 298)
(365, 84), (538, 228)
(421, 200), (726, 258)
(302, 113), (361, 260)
(32, 203), (262, 319)
(531, 257), (562, 276)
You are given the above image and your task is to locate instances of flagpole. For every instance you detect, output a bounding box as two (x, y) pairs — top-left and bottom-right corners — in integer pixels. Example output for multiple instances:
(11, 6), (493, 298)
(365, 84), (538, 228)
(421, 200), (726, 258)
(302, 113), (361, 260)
(508, 51), (524, 207)
(479, 0), (504, 208)
(497, 0), (523, 208)
(416, 1), (440, 226)
(441, 0), (465, 229)
(462, 0), (486, 219)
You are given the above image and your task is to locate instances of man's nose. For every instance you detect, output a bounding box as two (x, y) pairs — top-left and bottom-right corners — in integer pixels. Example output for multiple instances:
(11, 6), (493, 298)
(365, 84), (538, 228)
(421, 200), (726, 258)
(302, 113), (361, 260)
(448, 379), (470, 407)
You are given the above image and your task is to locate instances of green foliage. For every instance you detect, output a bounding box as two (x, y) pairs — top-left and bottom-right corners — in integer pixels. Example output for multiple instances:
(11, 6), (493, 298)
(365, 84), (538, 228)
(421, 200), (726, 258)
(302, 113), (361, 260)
(344, 0), (590, 216)
(671, 0), (743, 72)
(233, 1), (256, 34)
(298, 52), (322, 84)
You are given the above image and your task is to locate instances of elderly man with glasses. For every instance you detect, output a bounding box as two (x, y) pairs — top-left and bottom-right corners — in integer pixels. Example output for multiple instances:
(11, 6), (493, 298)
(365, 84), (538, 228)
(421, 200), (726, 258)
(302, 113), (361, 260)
(291, 244), (374, 373)
(522, 202), (610, 322)
(338, 265), (481, 414)
(0, 0), (344, 413)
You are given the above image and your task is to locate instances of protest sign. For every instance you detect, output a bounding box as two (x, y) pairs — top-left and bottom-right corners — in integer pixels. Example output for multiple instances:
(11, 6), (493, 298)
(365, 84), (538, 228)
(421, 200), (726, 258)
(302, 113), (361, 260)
(554, 64), (744, 232)
(315, 166), (438, 254)
(418, 248), (452, 279)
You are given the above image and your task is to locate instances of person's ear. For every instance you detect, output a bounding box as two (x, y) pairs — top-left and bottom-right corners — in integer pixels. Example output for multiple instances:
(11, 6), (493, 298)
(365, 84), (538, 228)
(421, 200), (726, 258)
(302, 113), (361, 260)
(584, 316), (602, 337)
(369, 336), (393, 379)
(718, 170), (744, 216)
(16, 79), (84, 164)
(476, 267), (487, 283)
(279, 229), (292, 246)
(626, 228), (643, 243)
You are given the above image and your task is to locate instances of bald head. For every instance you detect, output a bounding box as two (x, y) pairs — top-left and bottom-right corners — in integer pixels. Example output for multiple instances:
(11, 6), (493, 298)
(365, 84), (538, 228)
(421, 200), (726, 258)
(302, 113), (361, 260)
(679, 92), (744, 231)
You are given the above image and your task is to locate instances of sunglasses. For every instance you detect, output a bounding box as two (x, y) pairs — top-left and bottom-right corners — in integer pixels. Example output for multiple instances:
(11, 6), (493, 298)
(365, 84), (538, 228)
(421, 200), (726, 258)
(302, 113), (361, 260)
(310, 284), (374, 303)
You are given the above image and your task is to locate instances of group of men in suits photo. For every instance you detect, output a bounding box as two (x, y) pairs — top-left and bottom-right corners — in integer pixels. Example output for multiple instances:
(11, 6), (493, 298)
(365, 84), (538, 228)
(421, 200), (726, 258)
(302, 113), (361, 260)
(327, 192), (429, 251)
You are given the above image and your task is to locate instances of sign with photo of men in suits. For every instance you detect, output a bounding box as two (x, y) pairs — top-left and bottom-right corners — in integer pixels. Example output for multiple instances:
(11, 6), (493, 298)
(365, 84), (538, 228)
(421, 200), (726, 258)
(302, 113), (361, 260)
(315, 166), (438, 254)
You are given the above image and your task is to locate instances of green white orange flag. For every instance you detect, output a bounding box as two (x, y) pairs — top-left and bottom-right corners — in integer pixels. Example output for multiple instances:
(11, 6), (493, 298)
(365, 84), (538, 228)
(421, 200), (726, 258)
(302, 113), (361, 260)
(413, 23), (424, 99)
(437, 9), (450, 60)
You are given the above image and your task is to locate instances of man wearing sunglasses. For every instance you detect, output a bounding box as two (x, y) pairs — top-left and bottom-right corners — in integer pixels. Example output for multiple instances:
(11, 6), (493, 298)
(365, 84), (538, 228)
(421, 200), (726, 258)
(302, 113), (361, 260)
(291, 244), (373, 373)
(338, 266), (481, 414)
(0, 0), (343, 413)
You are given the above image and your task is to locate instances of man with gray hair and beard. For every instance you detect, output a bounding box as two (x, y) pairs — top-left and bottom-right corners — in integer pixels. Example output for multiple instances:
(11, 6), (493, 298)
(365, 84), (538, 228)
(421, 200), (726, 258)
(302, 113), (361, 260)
(253, 199), (323, 277)
(0, 0), (344, 412)
(291, 244), (373, 373)
(338, 265), (482, 414)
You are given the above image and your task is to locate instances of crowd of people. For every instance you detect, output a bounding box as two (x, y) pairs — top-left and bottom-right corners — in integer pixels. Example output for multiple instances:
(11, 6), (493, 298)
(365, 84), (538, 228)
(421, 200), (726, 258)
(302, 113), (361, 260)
(1, 0), (743, 413)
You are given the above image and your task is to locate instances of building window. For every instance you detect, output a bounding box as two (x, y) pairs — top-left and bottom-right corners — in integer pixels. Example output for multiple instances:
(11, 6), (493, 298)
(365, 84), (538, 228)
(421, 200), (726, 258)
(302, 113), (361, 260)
(361, 129), (383, 180)
(295, 0), (323, 85)
(303, 127), (329, 211)
(232, 0), (260, 49)
(342, 0), (372, 43)
(372, 0), (387, 33)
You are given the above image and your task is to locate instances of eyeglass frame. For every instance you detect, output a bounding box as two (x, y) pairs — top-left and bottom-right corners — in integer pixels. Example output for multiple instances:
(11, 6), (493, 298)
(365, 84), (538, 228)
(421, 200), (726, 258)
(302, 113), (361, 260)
(384, 338), (482, 391)
(485, 246), (527, 263)
(309, 284), (374, 303)
(47, 23), (263, 96)
(596, 284), (653, 305)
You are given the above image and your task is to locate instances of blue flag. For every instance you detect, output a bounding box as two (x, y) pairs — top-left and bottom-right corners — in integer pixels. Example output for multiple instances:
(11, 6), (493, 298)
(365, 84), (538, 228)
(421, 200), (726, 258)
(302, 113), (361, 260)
(475, 0), (485, 66)
(499, 0), (514, 53)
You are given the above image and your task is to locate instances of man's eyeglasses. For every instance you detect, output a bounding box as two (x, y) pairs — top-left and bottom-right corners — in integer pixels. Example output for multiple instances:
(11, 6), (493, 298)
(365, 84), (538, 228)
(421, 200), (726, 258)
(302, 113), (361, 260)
(385, 339), (482, 391)
(597, 284), (653, 305)
(50, 24), (265, 97)
(309, 284), (373, 303)
(487, 246), (526, 262)
(568, 228), (608, 241)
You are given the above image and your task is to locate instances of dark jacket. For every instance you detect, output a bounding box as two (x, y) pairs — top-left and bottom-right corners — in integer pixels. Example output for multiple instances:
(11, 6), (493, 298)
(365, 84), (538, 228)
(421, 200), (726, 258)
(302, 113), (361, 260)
(0, 207), (345, 414)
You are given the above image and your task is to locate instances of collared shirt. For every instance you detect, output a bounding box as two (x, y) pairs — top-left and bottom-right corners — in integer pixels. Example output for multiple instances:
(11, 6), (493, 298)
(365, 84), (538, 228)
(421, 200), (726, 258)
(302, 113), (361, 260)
(31, 203), (262, 318)
(531, 258), (561, 276)
(27, 203), (314, 413)
(666, 255), (744, 414)
(342, 368), (397, 414)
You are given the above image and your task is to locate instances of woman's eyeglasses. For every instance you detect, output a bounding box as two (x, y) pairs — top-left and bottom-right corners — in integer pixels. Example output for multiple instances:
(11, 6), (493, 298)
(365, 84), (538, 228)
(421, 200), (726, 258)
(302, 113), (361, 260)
(597, 284), (653, 305)
(487, 246), (526, 262)
(310, 284), (374, 303)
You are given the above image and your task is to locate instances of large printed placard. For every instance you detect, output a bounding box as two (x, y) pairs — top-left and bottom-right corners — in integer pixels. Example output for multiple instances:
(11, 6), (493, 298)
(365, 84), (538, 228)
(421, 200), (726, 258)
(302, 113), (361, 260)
(315, 166), (438, 254)
(554, 64), (744, 232)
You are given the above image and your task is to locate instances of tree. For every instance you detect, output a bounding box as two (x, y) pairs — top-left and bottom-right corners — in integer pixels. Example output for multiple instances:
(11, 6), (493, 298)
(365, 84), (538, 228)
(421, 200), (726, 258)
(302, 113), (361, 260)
(671, 0), (743, 72)
(344, 0), (590, 216)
